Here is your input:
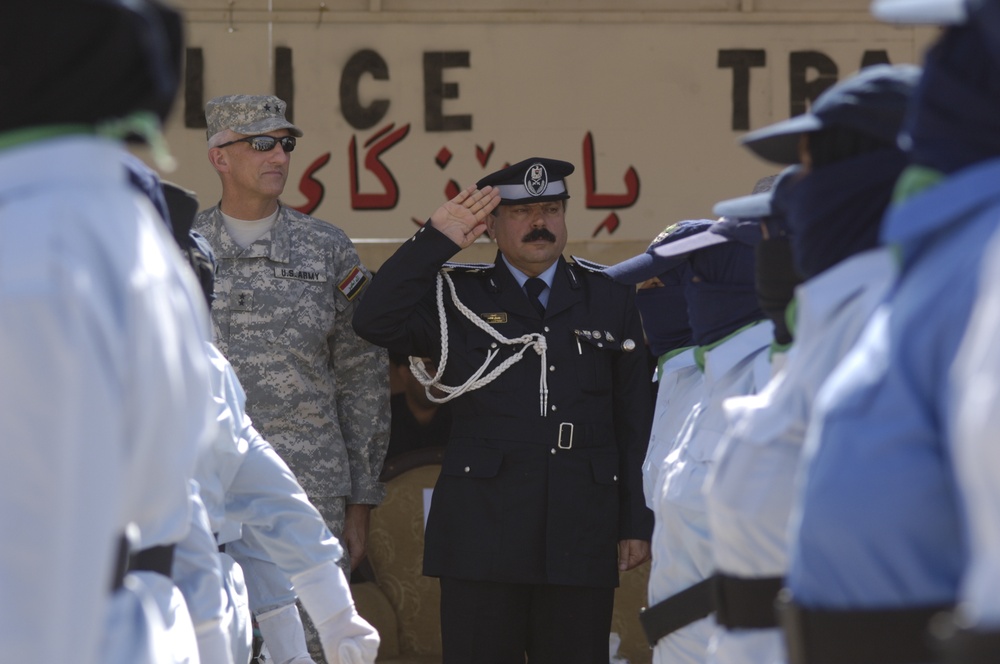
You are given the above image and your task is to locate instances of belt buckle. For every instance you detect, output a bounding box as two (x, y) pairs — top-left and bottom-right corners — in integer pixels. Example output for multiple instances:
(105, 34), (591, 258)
(557, 422), (574, 449)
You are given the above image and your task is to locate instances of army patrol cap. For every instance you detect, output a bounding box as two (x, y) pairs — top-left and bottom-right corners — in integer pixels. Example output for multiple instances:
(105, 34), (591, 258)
(204, 94), (303, 140)
(476, 157), (575, 205)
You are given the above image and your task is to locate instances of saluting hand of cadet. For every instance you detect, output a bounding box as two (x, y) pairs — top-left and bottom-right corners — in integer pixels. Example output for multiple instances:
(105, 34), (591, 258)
(429, 185), (501, 249)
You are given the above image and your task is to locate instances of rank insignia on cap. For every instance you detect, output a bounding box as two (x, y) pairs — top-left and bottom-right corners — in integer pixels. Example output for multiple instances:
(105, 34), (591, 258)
(476, 157), (575, 204)
(338, 265), (367, 301)
(525, 163), (548, 196)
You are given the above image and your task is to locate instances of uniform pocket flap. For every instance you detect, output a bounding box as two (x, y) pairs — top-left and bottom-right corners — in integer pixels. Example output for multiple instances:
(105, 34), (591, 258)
(590, 453), (620, 485)
(441, 445), (504, 478)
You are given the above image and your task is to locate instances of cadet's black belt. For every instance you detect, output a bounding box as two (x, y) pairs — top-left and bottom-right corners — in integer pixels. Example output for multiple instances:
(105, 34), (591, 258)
(932, 613), (1000, 664)
(777, 590), (953, 664)
(127, 544), (176, 578)
(110, 534), (130, 592)
(714, 573), (784, 629)
(639, 576), (715, 647)
(451, 417), (614, 450)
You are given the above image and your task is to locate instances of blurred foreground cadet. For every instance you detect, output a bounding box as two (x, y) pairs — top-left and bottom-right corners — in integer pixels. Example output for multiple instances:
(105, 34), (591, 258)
(0, 1), (217, 662)
(781, 2), (1000, 662)
(702, 62), (917, 664)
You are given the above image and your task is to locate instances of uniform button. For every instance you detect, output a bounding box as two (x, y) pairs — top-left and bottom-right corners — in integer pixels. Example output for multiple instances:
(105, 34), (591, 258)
(597, 342), (604, 348)
(544, 326), (551, 333)
(549, 365), (555, 372)
(550, 405), (557, 412)
(491, 342), (498, 349)
(464, 466), (471, 473)
(550, 448), (557, 455)
(613, 474), (618, 481)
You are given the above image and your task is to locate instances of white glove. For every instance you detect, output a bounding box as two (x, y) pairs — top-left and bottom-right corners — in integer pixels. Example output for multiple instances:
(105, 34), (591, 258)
(256, 602), (316, 664)
(194, 618), (235, 664)
(291, 561), (380, 664)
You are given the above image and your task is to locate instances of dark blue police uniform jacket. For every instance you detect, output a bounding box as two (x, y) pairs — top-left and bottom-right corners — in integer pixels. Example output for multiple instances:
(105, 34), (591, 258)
(353, 224), (654, 588)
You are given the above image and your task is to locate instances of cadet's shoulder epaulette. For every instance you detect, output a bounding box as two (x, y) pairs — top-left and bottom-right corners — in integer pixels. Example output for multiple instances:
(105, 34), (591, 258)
(569, 255), (611, 274)
(442, 261), (495, 274)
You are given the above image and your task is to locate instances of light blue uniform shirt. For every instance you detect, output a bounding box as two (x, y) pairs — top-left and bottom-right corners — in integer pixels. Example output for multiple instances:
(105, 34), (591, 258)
(643, 347), (702, 509)
(703, 249), (895, 664)
(651, 320), (773, 664)
(787, 158), (1000, 609)
(952, 227), (1000, 627)
(0, 136), (214, 664)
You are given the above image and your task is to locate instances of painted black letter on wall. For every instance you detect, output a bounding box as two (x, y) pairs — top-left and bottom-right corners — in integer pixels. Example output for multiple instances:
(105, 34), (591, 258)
(789, 51), (838, 117)
(185, 47), (206, 129)
(275, 46), (295, 122)
(718, 50), (767, 131)
(861, 50), (892, 69)
(424, 51), (472, 132)
(341, 49), (390, 130)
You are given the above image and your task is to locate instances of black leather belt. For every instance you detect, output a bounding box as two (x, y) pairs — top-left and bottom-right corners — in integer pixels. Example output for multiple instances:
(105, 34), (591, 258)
(930, 611), (1000, 664)
(110, 534), (130, 592)
(639, 576), (715, 647)
(127, 544), (176, 578)
(714, 574), (784, 629)
(451, 417), (614, 450)
(777, 589), (952, 664)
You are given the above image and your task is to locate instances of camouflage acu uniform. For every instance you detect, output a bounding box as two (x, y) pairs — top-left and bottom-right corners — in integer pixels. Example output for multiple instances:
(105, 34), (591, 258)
(193, 204), (388, 517)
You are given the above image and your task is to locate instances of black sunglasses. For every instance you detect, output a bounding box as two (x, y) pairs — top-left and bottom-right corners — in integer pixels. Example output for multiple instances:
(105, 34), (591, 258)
(217, 135), (296, 153)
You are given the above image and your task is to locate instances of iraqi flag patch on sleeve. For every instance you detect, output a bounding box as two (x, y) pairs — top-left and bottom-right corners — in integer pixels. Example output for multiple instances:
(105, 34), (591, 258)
(337, 265), (368, 301)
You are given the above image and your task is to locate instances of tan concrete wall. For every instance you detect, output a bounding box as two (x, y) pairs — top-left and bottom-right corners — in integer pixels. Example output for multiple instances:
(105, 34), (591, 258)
(149, 1), (937, 269)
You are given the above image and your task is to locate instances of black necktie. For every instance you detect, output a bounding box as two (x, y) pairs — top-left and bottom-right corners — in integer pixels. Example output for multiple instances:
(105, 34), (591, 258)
(525, 277), (546, 318)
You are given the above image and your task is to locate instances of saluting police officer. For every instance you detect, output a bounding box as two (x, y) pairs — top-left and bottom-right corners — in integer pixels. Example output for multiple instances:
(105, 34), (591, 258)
(353, 158), (654, 664)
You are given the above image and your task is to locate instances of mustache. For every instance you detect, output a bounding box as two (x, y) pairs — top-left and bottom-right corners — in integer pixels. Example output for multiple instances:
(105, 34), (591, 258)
(522, 228), (557, 243)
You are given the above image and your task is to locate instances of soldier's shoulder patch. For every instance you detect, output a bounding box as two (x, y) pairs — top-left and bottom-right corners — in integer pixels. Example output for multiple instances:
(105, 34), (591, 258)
(337, 265), (368, 301)
(569, 255), (610, 274)
(442, 261), (495, 274)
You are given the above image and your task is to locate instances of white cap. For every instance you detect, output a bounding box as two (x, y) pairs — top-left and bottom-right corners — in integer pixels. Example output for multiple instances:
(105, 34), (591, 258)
(871, 0), (968, 24)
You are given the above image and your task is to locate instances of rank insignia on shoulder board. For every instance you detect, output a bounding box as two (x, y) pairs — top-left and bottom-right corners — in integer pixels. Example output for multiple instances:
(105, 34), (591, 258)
(338, 265), (368, 301)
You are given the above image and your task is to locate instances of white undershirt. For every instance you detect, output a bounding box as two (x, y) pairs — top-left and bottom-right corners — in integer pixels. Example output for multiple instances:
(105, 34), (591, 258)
(221, 208), (279, 249)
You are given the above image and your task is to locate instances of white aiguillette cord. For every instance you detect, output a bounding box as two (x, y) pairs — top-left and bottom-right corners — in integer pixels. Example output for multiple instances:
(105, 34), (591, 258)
(409, 270), (550, 416)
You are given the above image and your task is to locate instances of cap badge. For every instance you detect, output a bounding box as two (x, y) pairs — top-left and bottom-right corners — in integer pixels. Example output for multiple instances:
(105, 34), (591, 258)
(525, 163), (549, 197)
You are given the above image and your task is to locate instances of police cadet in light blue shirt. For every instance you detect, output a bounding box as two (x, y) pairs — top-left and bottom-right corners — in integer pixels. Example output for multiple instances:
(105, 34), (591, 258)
(949, 216), (1000, 664)
(702, 64), (918, 664)
(781, 1), (1000, 662)
(604, 221), (700, 509)
(0, 2), (218, 663)
(621, 218), (773, 664)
